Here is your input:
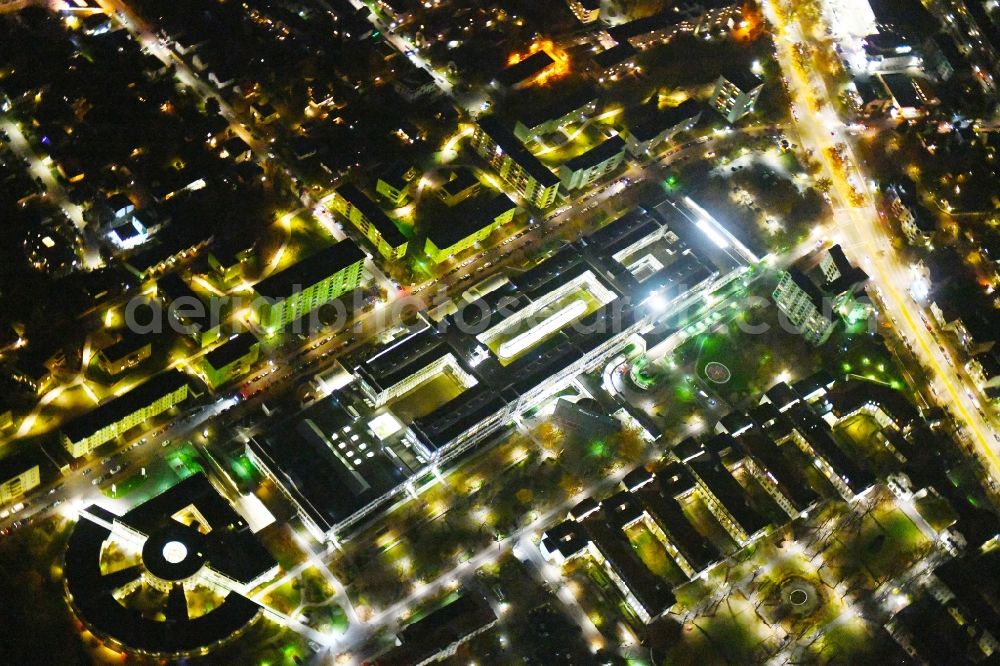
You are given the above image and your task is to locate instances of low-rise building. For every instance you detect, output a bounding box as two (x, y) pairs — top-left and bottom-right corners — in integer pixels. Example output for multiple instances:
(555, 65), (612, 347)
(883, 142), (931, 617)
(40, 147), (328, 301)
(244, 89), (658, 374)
(878, 72), (936, 117)
(471, 116), (561, 209)
(331, 184), (408, 260)
(710, 69), (763, 123)
(207, 240), (251, 284)
(61, 370), (190, 457)
(967, 348), (1000, 396)
(392, 66), (439, 102)
(558, 135), (626, 190)
(252, 241), (366, 333)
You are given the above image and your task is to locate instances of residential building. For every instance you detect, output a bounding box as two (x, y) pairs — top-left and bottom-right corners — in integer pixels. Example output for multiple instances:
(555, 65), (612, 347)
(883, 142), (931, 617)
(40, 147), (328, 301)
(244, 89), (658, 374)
(710, 69), (763, 123)
(565, 0), (601, 23)
(863, 31), (922, 74)
(200, 333), (260, 389)
(471, 116), (561, 208)
(773, 269), (836, 345)
(513, 88), (599, 142)
(157, 273), (223, 348)
(207, 239), (251, 284)
(0, 447), (46, 505)
(392, 66), (439, 102)
(8, 359), (54, 396)
(374, 595), (497, 666)
(437, 168), (481, 206)
(967, 348), (1000, 396)
(331, 184), (408, 260)
(424, 193), (518, 263)
(592, 43), (639, 81)
(558, 135), (626, 190)
(493, 50), (557, 91)
(61, 370), (190, 457)
(885, 180), (935, 244)
(252, 241), (366, 333)
(878, 72), (936, 117)
(542, 501), (676, 623)
(607, 11), (691, 49)
(375, 163), (418, 207)
(625, 98), (701, 157)
(97, 330), (152, 376)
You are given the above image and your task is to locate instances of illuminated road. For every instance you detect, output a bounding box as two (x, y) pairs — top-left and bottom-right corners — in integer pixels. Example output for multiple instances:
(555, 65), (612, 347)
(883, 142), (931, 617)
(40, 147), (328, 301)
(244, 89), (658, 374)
(0, 118), (86, 230)
(762, 0), (1000, 477)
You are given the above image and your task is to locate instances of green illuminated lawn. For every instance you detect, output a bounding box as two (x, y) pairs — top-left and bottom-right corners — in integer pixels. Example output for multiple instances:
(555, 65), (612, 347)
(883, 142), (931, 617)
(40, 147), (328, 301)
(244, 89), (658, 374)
(482, 287), (604, 366)
(625, 523), (688, 586)
(389, 370), (468, 421)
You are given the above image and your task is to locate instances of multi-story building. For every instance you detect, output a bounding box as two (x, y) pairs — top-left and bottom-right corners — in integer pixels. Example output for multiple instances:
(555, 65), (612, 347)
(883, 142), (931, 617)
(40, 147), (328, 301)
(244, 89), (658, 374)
(966, 349), (1000, 399)
(97, 330), (152, 376)
(207, 239), (251, 284)
(624, 98), (702, 158)
(513, 88), (599, 142)
(424, 193), (518, 263)
(376, 162), (418, 207)
(773, 269), (836, 345)
(471, 116), (561, 209)
(0, 447), (46, 505)
(157, 273), (223, 348)
(437, 169), (481, 207)
(331, 184), (408, 260)
(61, 370), (190, 457)
(252, 241), (366, 333)
(885, 180), (935, 244)
(200, 333), (260, 389)
(492, 50), (558, 91)
(710, 69), (763, 123)
(862, 31), (922, 74)
(592, 42), (639, 81)
(373, 595), (497, 666)
(541, 497), (676, 624)
(558, 135), (626, 190)
(565, 0), (601, 23)
(355, 329), (479, 407)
